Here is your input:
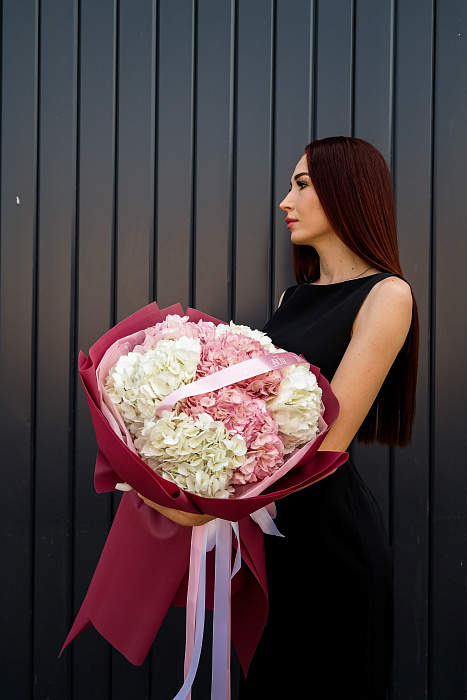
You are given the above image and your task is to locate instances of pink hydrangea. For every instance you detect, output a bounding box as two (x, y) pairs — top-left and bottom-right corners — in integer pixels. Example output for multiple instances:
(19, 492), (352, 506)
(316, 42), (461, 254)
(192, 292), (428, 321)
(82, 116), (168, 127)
(138, 315), (218, 352)
(182, 385), (284, 484)
(196, 331), (283, 400)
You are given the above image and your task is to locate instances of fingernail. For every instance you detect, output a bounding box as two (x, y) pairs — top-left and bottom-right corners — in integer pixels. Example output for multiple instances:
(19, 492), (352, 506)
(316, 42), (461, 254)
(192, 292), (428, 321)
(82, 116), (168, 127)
(115, 483), (133, 492)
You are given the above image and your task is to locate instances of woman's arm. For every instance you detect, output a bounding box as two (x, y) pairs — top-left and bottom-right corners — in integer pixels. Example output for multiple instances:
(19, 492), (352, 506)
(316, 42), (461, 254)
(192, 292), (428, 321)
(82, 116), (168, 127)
(319, 276), (413, 453)
(277, 276), (413, 498)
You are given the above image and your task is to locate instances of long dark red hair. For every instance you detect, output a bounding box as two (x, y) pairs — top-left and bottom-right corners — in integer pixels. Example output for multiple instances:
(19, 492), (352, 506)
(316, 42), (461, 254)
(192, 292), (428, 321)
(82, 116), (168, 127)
(293, 136), (419, 447)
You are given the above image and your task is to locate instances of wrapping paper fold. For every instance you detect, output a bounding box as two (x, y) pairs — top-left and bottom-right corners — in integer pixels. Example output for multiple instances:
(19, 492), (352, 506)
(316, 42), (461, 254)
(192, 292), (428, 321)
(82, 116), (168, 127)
(61, 301), (348, 675)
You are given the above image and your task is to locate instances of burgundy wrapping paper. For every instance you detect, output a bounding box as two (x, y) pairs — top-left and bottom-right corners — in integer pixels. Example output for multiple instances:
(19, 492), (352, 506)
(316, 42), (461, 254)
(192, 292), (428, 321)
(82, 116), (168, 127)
(61, 302), (348, 674)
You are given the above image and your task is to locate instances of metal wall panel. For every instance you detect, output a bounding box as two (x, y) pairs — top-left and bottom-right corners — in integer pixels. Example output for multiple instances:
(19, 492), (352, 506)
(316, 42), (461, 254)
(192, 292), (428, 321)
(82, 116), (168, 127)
(115, 0), (156, 324)
(194, 0), (233, 320)
(273, 0), (313, 308)
(353, 0), (393, 159)
(73, 1), (116, 696)
(112, 2), (157, 696)
(1, 1), (466, 698)
(431, 1), (467, 697)
(234, 0), (274, 330)
(0, 2), (38, 698)
(156, 0), (194, 310)
(392, 0), (434, 696)
(33, 1), (78, 696)
(352, 0), (394, 537)
(315, 0), (353, 138)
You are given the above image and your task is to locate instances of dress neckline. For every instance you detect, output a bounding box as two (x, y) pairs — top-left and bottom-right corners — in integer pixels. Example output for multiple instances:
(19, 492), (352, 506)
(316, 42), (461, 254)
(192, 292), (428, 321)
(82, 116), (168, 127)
(306, 272), (388, 287)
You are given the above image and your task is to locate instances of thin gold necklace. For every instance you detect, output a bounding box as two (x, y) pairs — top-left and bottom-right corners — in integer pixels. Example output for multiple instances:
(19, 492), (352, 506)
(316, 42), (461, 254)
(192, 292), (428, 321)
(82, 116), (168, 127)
(313, 265), (375, 285)
(349, 265), (374, 280)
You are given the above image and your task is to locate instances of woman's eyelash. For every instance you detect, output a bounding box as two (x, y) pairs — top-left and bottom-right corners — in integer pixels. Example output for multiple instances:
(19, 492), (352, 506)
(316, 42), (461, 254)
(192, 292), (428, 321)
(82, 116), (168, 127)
(288, 181), (307, 192)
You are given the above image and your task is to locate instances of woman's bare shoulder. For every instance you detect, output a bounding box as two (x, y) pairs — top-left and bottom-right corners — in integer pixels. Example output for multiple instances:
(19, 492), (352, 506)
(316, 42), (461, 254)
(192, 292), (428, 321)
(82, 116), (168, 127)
(354, 274), (413, 338)
(371, 274), (412, 300)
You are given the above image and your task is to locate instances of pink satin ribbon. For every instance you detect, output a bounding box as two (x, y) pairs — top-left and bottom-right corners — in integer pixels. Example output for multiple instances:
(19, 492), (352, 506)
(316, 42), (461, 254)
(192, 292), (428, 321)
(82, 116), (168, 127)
(156, 351), (307, 417)
(175, 511), (279, 700)
(172, 526), (209, 700)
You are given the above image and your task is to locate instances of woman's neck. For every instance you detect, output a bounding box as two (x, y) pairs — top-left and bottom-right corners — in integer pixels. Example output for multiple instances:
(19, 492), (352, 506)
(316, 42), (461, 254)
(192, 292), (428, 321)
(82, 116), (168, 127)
(310, 238), (377, 285)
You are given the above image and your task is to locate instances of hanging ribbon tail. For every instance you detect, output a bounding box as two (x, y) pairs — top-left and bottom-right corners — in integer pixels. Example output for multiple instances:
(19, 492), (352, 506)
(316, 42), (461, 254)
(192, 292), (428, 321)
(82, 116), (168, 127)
(211, 520), (234, 700)
(172, 526), (210, 700)
(230, 522), (242, 579)
(183, 525), (206, 700)
(181, 520), (238, 700)
(249, 506), (284, 537)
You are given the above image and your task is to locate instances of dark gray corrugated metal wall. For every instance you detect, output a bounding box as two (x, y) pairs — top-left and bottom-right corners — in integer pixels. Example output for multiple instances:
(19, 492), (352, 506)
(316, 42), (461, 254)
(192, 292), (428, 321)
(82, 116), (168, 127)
(0, 1), (465, 698)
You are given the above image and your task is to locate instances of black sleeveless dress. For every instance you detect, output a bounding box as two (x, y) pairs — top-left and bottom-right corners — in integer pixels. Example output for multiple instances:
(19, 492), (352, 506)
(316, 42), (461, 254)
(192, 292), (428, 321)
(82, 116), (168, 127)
(239, 273), (394, 700)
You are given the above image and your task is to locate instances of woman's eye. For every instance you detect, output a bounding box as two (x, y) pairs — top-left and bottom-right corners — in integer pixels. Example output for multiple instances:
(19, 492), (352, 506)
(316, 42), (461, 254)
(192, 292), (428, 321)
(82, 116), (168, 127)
(297, 181), (307, 190)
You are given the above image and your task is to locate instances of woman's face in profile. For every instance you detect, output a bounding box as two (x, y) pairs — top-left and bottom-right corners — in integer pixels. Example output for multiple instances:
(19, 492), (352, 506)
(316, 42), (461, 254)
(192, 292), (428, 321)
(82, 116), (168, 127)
(280, 154), (334, 246)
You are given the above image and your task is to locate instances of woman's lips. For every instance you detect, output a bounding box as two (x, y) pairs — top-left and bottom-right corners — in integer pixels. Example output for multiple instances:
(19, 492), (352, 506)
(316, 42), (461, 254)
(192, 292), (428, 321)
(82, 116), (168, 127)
(285, 217), (298, 229)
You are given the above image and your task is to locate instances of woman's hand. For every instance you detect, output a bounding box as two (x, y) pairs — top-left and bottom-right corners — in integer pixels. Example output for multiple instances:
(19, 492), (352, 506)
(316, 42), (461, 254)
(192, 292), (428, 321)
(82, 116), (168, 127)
(136, 492), (215, 527)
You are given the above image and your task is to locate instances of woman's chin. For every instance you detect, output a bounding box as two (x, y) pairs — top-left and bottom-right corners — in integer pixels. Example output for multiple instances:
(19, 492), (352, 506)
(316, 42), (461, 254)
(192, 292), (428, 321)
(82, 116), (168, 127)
(291, 232), (312, 246)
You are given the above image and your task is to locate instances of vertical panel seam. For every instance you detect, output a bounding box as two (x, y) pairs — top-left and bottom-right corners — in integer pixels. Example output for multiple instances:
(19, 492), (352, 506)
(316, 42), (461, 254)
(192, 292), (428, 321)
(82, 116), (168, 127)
(0, 0), (3, 247)
(427, 0), (437, 696)
(228, 0), (238, 321)
(190, 0), (198, 308)
(388, 0), (397, 574)
(149, 8), (159, 688)
(349, 0), (356, 136)
(152, 0), (160, 300)
(309, 0), (317, 141)
(268, 0), (276, 320)
(110, 0), (120, 330)
(68, 0), (81, 695)
(389, 0), (396, 174)
(31, 0), (41, 693)
(109, 1), (119, 693)
(388, 7), (397, 697)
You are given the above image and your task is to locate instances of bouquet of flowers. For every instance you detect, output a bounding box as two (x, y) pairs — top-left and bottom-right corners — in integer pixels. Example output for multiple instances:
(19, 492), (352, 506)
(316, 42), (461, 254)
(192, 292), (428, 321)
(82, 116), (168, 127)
(101, 313), (323, 499)
(61, 302), (347, 698)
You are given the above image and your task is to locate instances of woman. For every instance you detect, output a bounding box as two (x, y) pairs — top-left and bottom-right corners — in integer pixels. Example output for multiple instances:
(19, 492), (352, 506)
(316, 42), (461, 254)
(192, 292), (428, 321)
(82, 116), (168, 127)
(139, 136), (418, 698)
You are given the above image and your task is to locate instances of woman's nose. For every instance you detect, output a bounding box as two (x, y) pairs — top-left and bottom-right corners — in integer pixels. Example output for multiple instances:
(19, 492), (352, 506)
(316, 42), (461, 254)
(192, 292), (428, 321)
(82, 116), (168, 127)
(279, 192), (292, 210)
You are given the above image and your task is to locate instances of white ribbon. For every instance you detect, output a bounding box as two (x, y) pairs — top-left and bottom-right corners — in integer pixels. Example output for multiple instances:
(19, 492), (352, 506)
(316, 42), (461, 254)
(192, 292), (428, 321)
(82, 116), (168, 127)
(174, 507), (282, 700)
(250, 506), (284, 538)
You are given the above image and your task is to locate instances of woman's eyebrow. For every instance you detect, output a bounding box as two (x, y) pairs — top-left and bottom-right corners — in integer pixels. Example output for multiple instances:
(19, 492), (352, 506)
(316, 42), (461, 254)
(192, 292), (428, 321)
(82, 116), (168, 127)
(289, 172), (310, 186)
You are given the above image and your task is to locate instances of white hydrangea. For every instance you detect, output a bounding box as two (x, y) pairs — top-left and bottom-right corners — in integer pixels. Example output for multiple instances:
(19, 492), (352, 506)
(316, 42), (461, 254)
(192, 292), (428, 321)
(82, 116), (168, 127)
(267, 364), (322, 453)
(106, 337), (201, 435)
(135, 411), (247, 498)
